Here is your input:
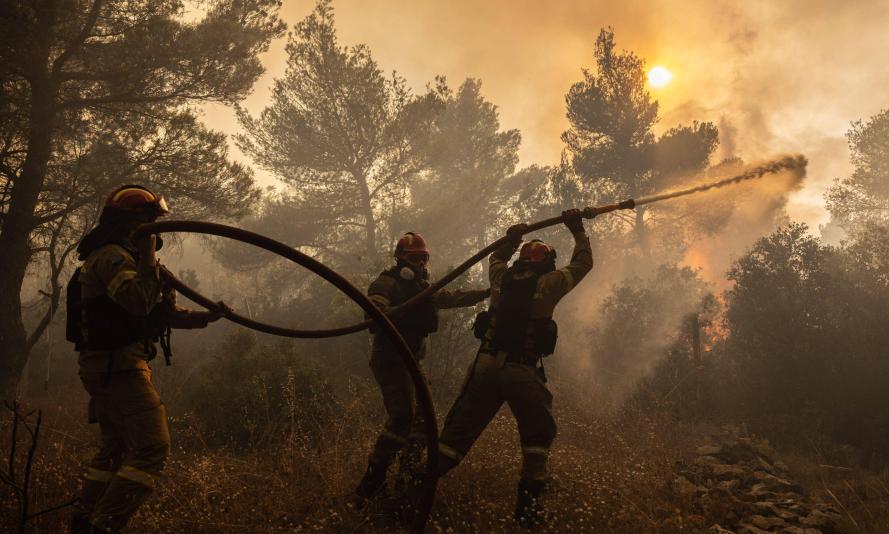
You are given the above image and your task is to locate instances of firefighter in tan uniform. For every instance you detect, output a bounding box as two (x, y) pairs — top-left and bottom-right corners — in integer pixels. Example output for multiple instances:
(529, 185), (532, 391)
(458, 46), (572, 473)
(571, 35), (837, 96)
(435, 209), (593, 526)
(356, 232), (490, 498)
(68, 185), (223, 533)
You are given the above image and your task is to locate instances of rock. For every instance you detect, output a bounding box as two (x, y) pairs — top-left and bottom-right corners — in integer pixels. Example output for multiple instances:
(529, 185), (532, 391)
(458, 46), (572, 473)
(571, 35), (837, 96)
(672, 475), (707, 497)
(780, 527), (822, 534)
(801, 509), (840, 529)
(748, 514), (789, 530)
(752, 471), (801, 492)
(753, 501), (798, 521)
(709, 525), (735, 533)
(737, 525), (771, 534)
(697, 455), (722, 466)
(717, 479), (741, 493)
(755, 456), (779, 475)
(698, 445), (724, 456)
(774, 461), (790, 473)
(712, 464), (748, 479)
(702, 488), (754, 523)
(743, 483), (778, 502)
(720, 442), (761, 463)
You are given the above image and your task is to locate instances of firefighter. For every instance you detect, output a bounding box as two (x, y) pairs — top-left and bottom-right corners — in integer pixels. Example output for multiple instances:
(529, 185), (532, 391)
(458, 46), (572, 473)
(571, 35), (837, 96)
(356, 232), (490, 498)
(68, 185), (225, 533)
(435, 209), (593, 526)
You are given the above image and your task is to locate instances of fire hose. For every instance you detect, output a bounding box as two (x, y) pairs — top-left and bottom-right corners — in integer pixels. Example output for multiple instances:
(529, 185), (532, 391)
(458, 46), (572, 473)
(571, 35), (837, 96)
(131, 221), (438, 532)
(133, 153), (805, 532)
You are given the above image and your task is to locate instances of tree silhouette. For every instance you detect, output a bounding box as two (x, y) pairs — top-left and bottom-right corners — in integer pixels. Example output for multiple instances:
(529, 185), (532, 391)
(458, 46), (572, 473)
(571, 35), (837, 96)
(562, 28), (718, 260)
(237, 0), (444, 264)
(0, 0), (284, 397)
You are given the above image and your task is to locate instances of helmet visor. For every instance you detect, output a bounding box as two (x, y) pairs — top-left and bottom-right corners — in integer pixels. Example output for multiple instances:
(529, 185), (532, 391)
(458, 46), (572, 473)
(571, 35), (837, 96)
(403, 251), (430, 266)
(154, 195), (170, 215)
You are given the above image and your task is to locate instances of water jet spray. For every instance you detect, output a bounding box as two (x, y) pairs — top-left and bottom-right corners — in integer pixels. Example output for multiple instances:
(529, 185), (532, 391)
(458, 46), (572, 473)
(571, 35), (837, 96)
(143, 154), (808, 340)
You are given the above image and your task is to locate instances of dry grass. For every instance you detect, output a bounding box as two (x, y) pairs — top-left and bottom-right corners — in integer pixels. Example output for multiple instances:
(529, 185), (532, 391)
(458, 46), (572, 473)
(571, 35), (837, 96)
(1, 380), (708, 533)
(8, 380), (888, 533)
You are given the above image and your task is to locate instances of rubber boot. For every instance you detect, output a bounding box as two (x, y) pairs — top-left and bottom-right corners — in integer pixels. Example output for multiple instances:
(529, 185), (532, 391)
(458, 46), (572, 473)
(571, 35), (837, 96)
(515, 478), (546, 528)
(355, 460), (389, 498)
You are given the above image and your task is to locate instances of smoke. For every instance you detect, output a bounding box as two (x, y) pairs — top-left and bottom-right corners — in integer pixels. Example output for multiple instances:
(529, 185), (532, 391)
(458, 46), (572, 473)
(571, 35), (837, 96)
(552, 155), (808, 402)
(679, 156), (806, 289)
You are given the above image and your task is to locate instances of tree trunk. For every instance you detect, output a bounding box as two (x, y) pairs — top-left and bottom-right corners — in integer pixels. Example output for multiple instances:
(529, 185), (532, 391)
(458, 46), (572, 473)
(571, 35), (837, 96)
(0, 72), (57, 399)
(634, 205), (651, 264)
(356, 174), (377, 261)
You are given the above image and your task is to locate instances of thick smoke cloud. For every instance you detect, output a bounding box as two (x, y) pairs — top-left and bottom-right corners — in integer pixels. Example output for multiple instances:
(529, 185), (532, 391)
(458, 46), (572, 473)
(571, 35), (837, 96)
(202, 0), (889, 232)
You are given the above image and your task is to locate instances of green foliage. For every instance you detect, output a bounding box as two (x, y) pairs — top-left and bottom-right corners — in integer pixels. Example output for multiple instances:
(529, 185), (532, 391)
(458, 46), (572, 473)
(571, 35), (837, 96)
(0, 0), (284, 391)
(236, 0), (445, 262)
(179, 330), (337, 451)
(403, 78), (521, 257)
(825, 109), (889, 232)
(562, 28), (658, 185)
(588, 265), (715, 397)
(717, 223), (889, 460)
(561, 28), (719, 260)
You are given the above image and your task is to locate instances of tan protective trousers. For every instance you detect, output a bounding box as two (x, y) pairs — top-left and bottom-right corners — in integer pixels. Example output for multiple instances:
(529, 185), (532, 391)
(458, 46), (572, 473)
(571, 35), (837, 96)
(368, 353), (428, 471)
(78, 369), (171, 532)
(438, 351), (556, 481)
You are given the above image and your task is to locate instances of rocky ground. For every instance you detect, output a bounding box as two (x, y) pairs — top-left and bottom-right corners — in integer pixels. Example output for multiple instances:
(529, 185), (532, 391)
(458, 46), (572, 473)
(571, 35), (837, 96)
(671, 426), (845, 534)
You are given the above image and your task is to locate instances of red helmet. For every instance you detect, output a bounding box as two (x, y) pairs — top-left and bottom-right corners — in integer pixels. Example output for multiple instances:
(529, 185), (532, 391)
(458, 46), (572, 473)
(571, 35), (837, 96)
(394, 232), (430, 261)
(105, 185), (170, 215)
(518, 240), (555, 263)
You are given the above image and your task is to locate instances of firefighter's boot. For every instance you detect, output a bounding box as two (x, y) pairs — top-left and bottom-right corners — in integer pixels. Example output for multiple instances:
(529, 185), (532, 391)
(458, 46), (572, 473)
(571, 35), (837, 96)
(355, 460), (389, 498)
(515, 478), (546, 527)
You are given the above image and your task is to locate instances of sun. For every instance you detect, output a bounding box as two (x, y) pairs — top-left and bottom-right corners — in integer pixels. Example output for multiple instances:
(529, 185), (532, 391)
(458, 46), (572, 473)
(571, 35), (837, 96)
(647, 66), (674, 88)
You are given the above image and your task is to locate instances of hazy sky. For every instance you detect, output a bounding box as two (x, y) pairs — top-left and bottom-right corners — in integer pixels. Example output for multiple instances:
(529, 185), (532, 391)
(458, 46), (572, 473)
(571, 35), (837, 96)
(201, 0), (889, 230)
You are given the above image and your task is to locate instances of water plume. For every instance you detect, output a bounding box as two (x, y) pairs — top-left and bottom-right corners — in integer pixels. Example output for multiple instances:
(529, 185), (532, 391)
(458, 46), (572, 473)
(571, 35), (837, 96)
(635, 154), (807, 208)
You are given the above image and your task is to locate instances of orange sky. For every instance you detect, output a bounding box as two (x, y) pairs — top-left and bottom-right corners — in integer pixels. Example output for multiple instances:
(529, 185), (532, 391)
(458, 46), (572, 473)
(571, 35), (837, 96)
(201, 0), (889, 231)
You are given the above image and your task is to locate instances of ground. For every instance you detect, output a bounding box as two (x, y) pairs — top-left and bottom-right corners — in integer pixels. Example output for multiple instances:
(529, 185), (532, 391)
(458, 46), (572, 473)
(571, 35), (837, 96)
(3, 382), (889, 533)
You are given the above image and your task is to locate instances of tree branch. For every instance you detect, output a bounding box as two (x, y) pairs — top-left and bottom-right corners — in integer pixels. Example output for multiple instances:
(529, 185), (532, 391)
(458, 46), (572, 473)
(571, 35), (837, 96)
(51, 0), (104, 79)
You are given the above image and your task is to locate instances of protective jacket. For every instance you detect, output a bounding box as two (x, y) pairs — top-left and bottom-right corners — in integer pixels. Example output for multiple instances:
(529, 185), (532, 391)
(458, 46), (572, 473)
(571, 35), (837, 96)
(71, 234), (210, 377)
(367, 267), (489, 360)
(479, 230), (593, 362)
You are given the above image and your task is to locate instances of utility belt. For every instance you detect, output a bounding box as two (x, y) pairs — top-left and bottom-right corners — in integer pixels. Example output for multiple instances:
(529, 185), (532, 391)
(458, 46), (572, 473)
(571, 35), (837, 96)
(473, 311), (558, 357)
(477, 348), (549, 382)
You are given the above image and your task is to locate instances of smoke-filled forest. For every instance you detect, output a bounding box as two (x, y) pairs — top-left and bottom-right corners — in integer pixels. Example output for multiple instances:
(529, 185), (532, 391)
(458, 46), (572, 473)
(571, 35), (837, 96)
(3, 1), (889, 532)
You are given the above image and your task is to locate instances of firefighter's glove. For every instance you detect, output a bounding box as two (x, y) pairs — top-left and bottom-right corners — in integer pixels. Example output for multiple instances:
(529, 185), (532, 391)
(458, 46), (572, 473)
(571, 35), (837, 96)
(562, 209), (585, 234)
(506, 223), (529, 243)
(134, 233), (157, 266)
(208, 301), (233, 322)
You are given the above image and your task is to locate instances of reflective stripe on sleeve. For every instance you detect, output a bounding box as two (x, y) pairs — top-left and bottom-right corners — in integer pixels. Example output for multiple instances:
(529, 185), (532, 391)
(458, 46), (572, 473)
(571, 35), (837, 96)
(522, 445), (550, 456)
(107, 269), (138, 297)
(84, 467), (115, 483)
(369, 294), (391, 308)
(438, 442), (463, 461)
(116, 465), (156, 488)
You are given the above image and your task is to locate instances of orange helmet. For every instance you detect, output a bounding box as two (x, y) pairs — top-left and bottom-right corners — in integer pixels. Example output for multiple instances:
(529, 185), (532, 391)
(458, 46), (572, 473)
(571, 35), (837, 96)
(518, 240), (555, 263)
(394, 232), (429, 261)
(105, 185), (170, 215)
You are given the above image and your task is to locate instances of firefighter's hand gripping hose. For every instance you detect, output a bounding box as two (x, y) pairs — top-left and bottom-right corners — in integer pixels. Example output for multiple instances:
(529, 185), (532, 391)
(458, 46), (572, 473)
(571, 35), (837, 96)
(132, 153), (805, 532)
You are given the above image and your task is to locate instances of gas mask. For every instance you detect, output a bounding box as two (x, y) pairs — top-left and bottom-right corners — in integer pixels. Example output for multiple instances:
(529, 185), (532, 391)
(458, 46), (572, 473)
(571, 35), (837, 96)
(399, 264), (429, 281)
